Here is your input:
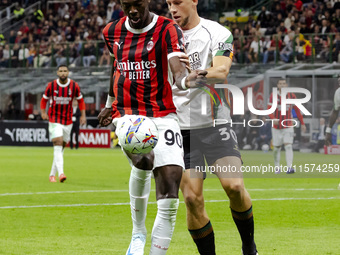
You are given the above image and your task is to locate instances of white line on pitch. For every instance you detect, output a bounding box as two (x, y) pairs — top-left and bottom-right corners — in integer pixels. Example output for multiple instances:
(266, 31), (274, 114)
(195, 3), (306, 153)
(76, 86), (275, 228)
(0, 190), (128, 196)
(209, 188), (338, 191)
(0, 188), (338, 197)
(0, 197), (339, 209)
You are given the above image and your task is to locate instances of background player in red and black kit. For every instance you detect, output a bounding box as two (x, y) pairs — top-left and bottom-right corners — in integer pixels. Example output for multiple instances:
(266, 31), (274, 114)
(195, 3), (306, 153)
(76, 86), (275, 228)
(98, 0), (207, 254)
(268, 78), (306, 174)
(40, 65), (86, 183)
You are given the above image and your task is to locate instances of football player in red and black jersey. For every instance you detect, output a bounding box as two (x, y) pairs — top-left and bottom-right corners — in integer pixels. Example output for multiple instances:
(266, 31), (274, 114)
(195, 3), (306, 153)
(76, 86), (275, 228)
(40, 65), (86, 183)
(325, 76), (340, 146)
(268, 78), (306, 174)
(97, 0), (207, 254)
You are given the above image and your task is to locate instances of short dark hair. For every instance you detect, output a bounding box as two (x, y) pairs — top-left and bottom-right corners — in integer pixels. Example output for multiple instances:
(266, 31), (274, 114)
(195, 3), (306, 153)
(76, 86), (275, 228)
(57, 64), (68, 70)
(277, 77), (286, 84)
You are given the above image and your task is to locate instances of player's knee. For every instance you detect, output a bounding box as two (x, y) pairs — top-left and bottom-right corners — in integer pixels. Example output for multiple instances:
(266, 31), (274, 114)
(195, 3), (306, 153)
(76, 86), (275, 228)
(134, 153), (154, 170)
(184, 192), (204, 212)
(157, 182), (180, 199)
(52, 139), (63, 146)
(155, 182), (180, 200)
(284, 144), (292, 150)
(225, 182), (244, 199)
(156, 192), (178, 200)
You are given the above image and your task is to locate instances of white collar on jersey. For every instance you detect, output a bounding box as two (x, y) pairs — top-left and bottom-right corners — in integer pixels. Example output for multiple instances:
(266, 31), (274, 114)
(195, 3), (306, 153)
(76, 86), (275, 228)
(183, 17), (202, 35)
(57, 78), (70, 87)
(125, 14), (158, 34)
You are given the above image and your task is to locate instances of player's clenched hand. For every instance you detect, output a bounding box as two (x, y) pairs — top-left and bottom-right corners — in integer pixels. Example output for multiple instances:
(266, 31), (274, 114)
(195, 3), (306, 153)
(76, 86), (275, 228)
(98, 108), (112, 127)
(41, 112), (49, 120)
(186, 70), (208, 88)
(301, 124), (306, 133)
(325, 133), (332, 146)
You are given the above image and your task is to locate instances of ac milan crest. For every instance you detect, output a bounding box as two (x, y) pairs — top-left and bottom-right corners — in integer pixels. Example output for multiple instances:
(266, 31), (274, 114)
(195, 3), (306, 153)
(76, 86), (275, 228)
(147, 40), (154, 52)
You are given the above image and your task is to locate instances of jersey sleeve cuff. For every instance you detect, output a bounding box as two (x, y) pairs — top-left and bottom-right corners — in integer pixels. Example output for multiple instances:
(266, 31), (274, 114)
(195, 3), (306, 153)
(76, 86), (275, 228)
(43, 94), (49, 99)
(167, 51), (185, 60)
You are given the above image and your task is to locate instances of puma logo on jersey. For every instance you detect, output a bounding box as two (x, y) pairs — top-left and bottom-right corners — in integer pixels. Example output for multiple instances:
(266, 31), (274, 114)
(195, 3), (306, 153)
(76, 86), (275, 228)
(176, 43), (184, 50)
(54, 90), (58, 94)
(115, 41), (123, 49)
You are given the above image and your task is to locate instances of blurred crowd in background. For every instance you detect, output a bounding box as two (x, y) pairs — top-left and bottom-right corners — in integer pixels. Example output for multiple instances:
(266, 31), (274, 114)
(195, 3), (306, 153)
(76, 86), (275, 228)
(232, 0), (340, 63)
(1, 0), (340, 67)
(0, 0), (170, 68)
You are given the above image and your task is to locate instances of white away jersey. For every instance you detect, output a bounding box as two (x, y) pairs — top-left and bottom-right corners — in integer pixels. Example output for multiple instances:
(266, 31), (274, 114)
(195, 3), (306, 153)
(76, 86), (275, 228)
(172, 18), (233, 129)
(334, 87), (340, 111)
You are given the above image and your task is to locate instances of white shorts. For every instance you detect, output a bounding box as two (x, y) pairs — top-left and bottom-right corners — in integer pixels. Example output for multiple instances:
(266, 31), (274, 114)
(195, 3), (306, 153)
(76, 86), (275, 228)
(272, 127), (294, 147)
(49, 122), (73, 143)
(114, 114), (185, 170)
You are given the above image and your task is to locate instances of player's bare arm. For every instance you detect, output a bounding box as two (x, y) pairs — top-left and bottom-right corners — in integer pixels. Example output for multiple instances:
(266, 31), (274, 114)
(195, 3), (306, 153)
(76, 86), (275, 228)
(41, 110), (48, 120)
(204, 55), (232, 84)
(178, 54), (231, 85)
(80, 109), (86, 126)
(98, 63), (115, 126)
(292, 94), (307, 133)
(40, 94), (49, 120)
(178, 47), (191, 72)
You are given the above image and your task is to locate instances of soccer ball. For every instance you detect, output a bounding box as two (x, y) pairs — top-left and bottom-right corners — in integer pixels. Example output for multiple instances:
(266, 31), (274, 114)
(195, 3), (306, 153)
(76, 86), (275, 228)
(261, 144), (270, 153)
(116, 115), (159, 154)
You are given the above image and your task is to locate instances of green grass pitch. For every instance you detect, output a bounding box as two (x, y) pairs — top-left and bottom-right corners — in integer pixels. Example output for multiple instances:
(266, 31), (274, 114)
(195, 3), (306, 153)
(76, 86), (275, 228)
(0, 147), (339, 254)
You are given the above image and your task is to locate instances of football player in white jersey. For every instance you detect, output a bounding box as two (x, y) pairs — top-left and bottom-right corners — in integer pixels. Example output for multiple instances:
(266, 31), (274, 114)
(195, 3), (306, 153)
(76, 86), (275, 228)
(325, 76), (340, 145)
(167, 0), (258, 255)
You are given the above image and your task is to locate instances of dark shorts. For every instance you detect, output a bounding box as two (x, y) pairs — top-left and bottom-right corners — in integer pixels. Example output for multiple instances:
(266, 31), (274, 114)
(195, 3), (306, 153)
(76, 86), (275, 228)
(181, 124), (241, 170)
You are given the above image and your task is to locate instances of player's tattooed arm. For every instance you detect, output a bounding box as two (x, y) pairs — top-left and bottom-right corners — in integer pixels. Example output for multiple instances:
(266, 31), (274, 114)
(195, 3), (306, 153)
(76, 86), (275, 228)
(98, 63), (115, 126)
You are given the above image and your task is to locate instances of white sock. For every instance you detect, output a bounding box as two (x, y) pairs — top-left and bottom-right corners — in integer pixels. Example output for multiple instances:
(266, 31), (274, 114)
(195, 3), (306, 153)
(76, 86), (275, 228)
(273, 146), (281, 167)
(54, 146), (64, 176)
(150, 198), (179, 255)
(284, 144), (293, 168)
(129, 166), (152, 236)
(49, 158), (57, 176)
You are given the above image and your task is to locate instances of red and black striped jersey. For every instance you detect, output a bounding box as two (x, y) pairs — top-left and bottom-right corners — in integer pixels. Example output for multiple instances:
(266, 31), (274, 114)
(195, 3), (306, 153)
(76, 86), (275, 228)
(102, 14), (185, 118)
(43, 78), (83, 125)
(268, 91), (305, 129)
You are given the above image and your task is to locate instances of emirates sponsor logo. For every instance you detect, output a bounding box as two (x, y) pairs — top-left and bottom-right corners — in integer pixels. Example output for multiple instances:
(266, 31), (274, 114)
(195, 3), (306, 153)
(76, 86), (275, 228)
(53, 96), (72, 105)
(116, 60), (156, 80)
(116, 60), (156, 71)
